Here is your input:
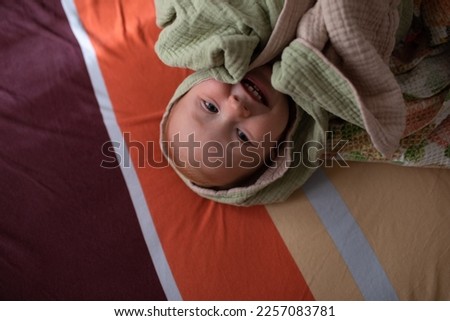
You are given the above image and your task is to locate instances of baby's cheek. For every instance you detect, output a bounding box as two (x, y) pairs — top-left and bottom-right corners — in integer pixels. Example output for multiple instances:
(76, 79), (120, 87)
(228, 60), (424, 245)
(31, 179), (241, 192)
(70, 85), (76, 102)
(265, 114), (286, 140)
(239, 145), (266, 169)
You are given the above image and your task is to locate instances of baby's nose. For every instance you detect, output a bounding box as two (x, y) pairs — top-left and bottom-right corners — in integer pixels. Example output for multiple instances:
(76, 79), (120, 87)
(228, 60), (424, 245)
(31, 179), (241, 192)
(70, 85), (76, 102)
(228, 95), (250, 118)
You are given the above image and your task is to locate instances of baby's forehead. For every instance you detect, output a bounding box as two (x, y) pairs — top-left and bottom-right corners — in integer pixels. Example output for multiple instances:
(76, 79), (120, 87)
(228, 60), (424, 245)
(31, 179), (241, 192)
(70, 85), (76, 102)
(166, 100), (198, 137)
(167, 95), (220, 139)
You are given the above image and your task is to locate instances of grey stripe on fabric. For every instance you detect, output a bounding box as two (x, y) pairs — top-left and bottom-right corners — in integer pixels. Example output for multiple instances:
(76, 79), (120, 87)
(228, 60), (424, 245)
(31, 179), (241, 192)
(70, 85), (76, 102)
(302, 168), (398, 300)
(61, 0), (182, 301)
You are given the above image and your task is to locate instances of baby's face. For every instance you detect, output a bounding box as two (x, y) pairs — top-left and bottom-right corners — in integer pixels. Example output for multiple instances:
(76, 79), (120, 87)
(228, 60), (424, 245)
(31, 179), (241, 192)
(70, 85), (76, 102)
(166, 65), (290, 188)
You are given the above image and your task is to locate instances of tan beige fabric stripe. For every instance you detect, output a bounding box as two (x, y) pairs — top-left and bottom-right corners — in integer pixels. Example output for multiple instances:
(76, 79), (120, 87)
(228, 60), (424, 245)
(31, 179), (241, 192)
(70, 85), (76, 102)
(267, 189), (364, 300)
(325, 162), (450, 300)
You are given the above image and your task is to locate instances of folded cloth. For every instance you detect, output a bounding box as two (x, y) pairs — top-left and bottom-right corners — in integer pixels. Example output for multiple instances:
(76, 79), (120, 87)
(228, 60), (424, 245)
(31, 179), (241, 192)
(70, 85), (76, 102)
(272, 0), (406, 158)
(155, 0), (284, 83)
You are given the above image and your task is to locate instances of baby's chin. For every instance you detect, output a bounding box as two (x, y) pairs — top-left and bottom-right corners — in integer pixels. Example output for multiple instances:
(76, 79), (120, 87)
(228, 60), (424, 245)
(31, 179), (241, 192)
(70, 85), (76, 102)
(192, 162), (267, 190)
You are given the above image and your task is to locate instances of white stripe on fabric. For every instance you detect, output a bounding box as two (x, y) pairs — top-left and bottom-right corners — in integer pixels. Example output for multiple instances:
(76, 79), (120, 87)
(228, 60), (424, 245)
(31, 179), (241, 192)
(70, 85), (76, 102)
(302, 168), (398, 300)
(61, 0), (182, 301)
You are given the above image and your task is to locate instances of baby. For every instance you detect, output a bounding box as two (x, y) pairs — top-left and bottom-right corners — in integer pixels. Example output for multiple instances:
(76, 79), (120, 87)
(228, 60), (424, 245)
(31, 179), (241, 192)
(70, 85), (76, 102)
(163, 64), (294, 189)
(156, 0), (408, 205)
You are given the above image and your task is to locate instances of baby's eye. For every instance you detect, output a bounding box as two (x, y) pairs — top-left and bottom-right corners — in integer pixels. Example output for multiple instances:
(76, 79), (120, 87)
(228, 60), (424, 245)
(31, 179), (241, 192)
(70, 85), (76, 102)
(236, 129), (249, 143)
(202, 100), (219, 113)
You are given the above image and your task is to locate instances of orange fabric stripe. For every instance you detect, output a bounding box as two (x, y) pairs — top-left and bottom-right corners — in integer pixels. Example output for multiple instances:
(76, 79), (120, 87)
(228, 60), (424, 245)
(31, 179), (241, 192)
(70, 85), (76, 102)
(74, 0), (313, 300)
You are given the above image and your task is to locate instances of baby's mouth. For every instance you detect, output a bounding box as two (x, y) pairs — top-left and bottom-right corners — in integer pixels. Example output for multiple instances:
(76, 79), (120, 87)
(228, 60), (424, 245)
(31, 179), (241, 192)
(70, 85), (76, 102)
(241, 78), (268, 106)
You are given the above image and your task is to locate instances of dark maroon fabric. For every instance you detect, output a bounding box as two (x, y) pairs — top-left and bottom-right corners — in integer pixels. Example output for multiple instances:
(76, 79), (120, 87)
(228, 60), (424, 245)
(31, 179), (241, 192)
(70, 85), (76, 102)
(0, 0), (166, 300)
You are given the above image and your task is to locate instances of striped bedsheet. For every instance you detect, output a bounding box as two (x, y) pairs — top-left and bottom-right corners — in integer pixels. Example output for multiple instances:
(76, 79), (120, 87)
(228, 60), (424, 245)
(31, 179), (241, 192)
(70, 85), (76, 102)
(0, 0), (449, 300)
